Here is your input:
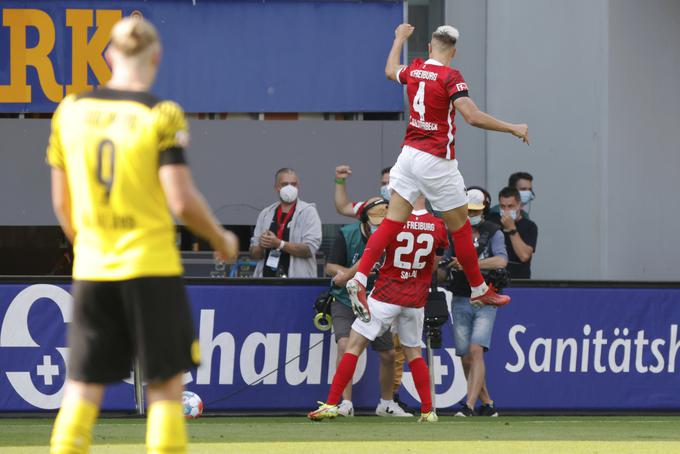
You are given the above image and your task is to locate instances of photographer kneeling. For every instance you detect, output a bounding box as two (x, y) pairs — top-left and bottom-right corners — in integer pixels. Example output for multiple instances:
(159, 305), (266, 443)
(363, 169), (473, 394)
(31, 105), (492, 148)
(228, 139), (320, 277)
(439, 188), (508, 417)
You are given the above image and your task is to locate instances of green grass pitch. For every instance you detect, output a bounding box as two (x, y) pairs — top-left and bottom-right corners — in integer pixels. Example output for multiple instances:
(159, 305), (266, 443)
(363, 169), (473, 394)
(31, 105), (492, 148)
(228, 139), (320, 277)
(1, 415), (679, 453)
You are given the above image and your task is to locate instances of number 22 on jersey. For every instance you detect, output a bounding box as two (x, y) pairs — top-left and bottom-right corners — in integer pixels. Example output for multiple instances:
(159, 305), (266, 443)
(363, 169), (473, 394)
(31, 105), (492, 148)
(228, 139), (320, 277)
(393, 231), (434, 279)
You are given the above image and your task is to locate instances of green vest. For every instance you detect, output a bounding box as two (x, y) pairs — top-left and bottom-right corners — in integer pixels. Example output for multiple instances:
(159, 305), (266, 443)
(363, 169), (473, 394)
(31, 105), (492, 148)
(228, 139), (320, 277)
(330, 223), (367, 307)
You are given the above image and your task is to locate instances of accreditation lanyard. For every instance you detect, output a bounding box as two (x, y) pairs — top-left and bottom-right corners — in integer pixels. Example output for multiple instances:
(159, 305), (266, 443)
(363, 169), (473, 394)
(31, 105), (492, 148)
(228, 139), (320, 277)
(275, 203), (296, 240)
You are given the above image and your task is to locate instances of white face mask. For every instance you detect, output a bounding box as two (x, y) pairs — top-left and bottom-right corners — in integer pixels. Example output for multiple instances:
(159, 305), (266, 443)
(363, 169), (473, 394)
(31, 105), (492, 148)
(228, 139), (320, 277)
(519, 190), (535, 205)
(380, 185), (391, 201)
(469, 215), (483, 226)
(279, 184), (298, 203)
(502, 209), (518, 220)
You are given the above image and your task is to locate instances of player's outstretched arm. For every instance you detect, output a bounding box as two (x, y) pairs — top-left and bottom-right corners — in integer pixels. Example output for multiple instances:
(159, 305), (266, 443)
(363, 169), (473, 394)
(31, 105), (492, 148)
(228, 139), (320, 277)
(334, 165), (355, 217)
(159, 164), (238, 262)
(385, 23), (414, 81)
(50, 168), (75, 243)
(454, 97), (530, 144)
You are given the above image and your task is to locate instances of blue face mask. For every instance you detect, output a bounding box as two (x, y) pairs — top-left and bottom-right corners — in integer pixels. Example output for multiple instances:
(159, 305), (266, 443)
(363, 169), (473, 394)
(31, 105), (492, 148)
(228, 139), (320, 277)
(380, 185), (391, 201)
(519, 190), (534, 205)
(469, 215), (483, 226)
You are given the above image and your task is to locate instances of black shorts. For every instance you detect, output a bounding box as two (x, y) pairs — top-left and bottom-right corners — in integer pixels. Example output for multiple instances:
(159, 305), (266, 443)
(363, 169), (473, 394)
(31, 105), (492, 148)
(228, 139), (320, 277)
(68, 277), (199, 384)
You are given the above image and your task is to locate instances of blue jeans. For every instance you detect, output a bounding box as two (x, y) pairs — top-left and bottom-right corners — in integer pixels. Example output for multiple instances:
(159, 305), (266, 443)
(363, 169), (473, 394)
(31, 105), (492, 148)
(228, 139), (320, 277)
(451, 296), (497, 356)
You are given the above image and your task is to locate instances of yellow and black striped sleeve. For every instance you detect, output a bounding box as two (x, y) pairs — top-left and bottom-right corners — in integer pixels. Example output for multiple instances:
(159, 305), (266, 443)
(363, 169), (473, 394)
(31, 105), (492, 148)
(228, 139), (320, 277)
(45, 95), (74, 169)
(152, 100), (190, 166)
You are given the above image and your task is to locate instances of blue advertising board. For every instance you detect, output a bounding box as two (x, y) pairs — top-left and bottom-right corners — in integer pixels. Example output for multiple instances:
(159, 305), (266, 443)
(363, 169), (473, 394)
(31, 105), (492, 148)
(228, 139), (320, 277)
(0, 282), (679, 413)
(0, 1), (404, 113)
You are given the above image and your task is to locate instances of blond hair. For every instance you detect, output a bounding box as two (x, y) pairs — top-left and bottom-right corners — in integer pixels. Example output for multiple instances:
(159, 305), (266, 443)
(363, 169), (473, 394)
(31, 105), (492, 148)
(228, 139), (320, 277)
(110, 16), (159, 57)
(432, 25), (459, 48)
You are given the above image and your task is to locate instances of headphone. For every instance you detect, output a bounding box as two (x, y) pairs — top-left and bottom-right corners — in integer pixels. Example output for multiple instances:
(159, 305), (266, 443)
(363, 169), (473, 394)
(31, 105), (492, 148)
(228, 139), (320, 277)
(359, 198), (389, 223)
(466, 186), (491, 217)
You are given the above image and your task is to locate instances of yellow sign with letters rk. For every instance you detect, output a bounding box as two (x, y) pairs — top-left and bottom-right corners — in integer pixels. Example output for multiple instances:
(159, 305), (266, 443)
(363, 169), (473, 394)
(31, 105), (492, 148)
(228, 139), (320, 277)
(0, 8), (122, 104)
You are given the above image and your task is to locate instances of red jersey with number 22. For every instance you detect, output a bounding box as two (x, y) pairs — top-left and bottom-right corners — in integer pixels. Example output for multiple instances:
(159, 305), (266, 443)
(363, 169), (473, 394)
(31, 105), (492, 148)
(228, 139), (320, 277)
(397, 58), (469, 160)
(371, 210), (449, 308)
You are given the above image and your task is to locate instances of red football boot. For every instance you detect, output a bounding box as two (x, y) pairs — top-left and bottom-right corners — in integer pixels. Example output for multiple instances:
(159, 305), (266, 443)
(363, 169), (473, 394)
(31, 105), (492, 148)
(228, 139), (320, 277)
(471, 285), (510, 307)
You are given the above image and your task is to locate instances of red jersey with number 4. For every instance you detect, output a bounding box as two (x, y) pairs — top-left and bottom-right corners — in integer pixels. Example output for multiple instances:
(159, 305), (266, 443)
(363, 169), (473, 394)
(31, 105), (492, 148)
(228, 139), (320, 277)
(397, 58), (469, 160)
(371, 210), (449, 308)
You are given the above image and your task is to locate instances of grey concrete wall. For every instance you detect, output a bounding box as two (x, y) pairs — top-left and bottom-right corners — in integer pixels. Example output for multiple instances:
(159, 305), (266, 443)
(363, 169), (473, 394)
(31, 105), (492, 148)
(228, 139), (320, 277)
(449, 0), (680, 280)
(484, 0), (610, 279)
(606, 0), (680, 280)
(444, 0), (487, 188)
(0, 120), (54, 225)
(0, 120), (406, 226)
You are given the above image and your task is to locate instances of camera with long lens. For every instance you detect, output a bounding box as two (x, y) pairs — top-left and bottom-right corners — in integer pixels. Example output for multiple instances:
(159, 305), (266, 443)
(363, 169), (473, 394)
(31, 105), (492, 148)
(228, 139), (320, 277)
(438, 257), (511, 291)
(483, 268), (511, 290)
(424, 286), (449, 348)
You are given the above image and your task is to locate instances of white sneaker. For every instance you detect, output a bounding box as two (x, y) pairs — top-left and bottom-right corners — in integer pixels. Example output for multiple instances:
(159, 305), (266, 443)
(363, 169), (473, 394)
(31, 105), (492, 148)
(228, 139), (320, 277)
(375, 400), (414, 417)
(337, 400), (354, 417)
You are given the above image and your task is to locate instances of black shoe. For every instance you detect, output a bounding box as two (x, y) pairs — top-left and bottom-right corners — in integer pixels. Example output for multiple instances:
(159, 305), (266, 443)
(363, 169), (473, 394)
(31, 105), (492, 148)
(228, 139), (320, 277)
(454, 404), (475, 417)
(393, 393), (412, 414)
(478, 403), (499, 417)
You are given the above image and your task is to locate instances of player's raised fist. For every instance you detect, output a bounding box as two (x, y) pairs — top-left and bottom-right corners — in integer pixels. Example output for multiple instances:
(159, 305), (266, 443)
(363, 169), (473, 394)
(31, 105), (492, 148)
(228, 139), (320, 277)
(395, 24), (415, 40)
(335, 165), (352, 180)
(512, 124), (530, 145)
(214, 230), (239, 263)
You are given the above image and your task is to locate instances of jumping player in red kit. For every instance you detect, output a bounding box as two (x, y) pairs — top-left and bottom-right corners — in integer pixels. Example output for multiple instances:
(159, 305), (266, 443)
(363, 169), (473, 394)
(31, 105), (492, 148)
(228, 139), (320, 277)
(341, 24), (530, 314)
(308, 197), (447, 422)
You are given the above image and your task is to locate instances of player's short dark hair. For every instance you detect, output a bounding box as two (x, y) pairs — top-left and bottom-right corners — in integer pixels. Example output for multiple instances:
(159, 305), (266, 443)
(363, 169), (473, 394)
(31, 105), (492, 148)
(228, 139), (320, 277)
(274, 167), (295, 184)
(381, 166), (392, 176)
(498, 186), (521, 203)
(508, 171), (533, 188)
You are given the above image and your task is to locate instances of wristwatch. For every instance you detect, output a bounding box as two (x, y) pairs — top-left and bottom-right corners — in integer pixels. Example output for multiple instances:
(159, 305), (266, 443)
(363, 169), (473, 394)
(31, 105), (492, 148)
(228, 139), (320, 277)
(506, 229), (518, 236)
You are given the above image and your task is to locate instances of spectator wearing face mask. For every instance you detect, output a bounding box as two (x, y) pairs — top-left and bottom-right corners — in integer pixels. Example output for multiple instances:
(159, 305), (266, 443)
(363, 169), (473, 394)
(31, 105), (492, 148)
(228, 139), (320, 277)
(250, 168), (322, 278)
(438, 187), (508, 417)
(487, 187), (538, 279)
(489, 171), (535, 219)
(379, 166), (392, 201)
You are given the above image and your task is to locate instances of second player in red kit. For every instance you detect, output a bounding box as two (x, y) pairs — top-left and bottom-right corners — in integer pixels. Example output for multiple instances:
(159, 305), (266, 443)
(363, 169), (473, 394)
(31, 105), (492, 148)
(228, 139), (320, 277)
(343, 23), (530, 315)
(369, 209), (448, 309)
(309, 198), (447, 423)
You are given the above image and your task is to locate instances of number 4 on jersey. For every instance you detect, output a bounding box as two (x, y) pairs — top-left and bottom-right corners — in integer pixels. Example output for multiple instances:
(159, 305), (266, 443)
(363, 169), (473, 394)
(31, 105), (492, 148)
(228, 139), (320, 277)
(413, 81), (426, 121)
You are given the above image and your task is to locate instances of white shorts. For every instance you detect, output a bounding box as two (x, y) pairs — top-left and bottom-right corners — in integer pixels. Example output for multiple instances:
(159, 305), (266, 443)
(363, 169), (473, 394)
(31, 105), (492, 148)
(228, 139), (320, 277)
(351, 295), (425, 348)
(389, 145), (468, 212)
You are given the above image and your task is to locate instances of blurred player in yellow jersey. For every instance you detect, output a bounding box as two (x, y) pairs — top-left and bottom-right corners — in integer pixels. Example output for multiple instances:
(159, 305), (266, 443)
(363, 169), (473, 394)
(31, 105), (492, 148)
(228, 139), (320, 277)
(48, 17), (238, 454)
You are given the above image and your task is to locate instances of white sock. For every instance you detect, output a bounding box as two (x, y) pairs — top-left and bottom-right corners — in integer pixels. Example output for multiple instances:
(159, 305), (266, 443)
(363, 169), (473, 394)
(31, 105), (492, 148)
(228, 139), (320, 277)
(353, 272), (368, 288)
(380, 399), (392, 406)
(470, 282), (489, 297)
(341, 400), (352, 406)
